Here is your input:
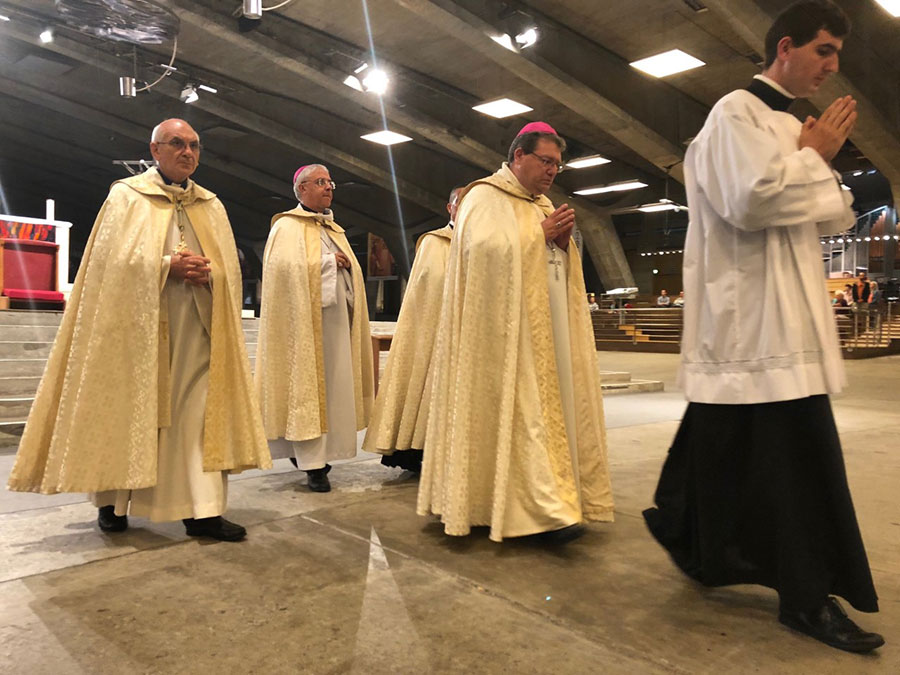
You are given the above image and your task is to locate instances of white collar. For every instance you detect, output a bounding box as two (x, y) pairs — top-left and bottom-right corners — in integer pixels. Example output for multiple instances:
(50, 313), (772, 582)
(753, 74), (796, 100)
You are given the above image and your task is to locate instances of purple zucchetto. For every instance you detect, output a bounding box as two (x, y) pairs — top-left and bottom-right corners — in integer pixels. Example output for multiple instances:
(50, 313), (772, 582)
(516, 121), (558, 136)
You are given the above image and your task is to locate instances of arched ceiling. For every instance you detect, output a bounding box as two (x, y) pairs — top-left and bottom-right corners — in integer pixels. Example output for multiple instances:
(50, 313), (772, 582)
(0, 0), (897, 286)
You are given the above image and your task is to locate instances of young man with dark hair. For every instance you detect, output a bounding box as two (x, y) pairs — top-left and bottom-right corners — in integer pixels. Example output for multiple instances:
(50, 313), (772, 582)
(644, 1), (883, 654)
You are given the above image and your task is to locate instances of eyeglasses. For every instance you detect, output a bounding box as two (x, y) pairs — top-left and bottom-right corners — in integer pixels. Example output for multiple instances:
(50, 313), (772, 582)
(301, 178), (337, 190)
(157, 138), (203, 152)
(528, 152), (564, 173)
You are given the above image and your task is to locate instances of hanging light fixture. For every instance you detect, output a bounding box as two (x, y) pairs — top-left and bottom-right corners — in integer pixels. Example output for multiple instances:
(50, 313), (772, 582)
(119, 75), (136, 97)
(242, 0), (263, 20)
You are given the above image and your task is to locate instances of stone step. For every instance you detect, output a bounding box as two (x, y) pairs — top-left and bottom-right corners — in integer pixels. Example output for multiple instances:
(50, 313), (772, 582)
(601, 379), (665, 395)
(0, 376), (43, 395)
(0, 396), (34, 424)
(598, 371), (631, 384)
(0, 341), (54, 359)
(0, 309), (63, 326)
(0, 324), (63, 341)
(0, 359), (48, 378)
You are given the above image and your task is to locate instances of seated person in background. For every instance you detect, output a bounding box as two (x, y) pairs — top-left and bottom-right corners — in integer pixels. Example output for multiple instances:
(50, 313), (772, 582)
(656, 289), (671, 307)
(673, 291), (685, 307)
(588, 293), (600, 312)
(832, 290), (848, 307)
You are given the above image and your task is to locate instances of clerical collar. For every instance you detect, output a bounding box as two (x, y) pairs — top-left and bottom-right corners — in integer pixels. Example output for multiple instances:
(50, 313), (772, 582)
(158, 169), (189, 190)
(747, 75), (795, 113)
(298, 201), (329, 216)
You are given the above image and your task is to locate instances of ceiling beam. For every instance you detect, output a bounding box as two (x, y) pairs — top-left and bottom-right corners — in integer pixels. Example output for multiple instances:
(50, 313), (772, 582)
(0, 73), (407, 246)
(0, 18), (448, 216)
(703, 0), (900, 206)
(394, 0), (685, 182)
(169, 0), (501, 172)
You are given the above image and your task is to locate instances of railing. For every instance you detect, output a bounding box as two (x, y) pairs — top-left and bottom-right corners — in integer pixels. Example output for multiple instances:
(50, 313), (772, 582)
(591, 307), (684, 346)
(591, 302), (900, 353)
(835, 301), (898, 351)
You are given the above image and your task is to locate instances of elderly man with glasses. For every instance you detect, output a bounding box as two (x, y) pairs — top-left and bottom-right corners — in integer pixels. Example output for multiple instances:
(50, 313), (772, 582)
(417, 122), (614, 543)
(9, 118), (271, 541)
(255, 164), (373, 493)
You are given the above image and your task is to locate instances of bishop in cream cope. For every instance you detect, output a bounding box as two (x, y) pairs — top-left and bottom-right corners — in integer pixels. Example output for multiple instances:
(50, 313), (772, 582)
(418, 124), (613, 542)
(255, 165), (373, 482)
(8, 120), (270, 531)
(363, 187), (462, 471)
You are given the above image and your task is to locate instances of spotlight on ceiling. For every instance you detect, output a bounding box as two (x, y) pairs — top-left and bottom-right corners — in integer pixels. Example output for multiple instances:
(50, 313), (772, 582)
(0, 14), (11, 22)
(343, 75), (363, 91)
(490, 34), (517, 52)
(361, 68), (389, 95)
(514, 27), (538, 49)
(119, 76), (136, 98)
(39, 29), (54, 43)
(242, 0), (262, 20)
(180, 84), (199, 104)
(198, 84), (218, 94)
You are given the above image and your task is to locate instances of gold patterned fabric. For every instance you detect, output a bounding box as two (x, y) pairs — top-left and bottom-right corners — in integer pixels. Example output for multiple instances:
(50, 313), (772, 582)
(363, 225), (452, 454)
(417, 165), (614, 541)
(255, 207), (373, 441)
(8, 168), (271, 494)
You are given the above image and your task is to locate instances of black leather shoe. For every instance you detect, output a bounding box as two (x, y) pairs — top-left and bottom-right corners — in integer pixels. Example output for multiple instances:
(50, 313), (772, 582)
(537, 523), (586, 544)
(98, 505), (128, 532)
(306, 465), (332, 492)
(183, 516), (247, 542)
(779, 597), (885, 653)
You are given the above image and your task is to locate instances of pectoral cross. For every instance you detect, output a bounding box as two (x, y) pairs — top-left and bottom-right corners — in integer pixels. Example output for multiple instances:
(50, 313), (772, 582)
(173, 199), (187, 255)
(548, 243), (562, 280)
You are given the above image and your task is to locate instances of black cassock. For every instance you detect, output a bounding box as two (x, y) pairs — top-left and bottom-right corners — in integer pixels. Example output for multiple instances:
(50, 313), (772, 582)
(643, 394), (878, 614)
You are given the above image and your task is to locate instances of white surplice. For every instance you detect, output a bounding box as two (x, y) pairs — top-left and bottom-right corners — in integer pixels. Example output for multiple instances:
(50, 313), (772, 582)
(92, 180), (227, 521)
(679, 83), (855, 404)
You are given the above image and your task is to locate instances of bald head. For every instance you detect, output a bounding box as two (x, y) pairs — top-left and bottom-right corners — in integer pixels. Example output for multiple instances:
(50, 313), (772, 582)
(150, 118), (201, 183)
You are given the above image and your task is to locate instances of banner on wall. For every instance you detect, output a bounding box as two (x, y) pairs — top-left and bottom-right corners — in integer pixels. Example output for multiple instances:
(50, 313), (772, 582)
(0, 219), (56, 242)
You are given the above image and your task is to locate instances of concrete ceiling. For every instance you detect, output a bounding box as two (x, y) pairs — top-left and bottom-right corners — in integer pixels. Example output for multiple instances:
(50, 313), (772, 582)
(0, 0), (897, 288)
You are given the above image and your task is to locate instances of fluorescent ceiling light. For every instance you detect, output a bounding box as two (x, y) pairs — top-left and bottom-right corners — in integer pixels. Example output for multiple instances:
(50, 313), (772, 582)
(515, 27), (538, 49)
(39, 29), (53, 43)
(566, 154), (611, 169)
(354, 62), (369, 74)
(362, 68), (389, 95)
(472, 97), (533, 119)
(343, 75), (363, 91)
(574, 180), (648, 196)
(490, 34), (517, 51)
(630, 49), (705, 78)
(873, 1), (900, 17)
(159, 64), (177, 71)
(0, 14), (10, 21)
(361, 130), (413, 146)
(198, 84), (218, 94)
(638, 200), (686, 213)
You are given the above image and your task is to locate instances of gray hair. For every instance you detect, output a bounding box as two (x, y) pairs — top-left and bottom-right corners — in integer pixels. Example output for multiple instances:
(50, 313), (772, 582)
(294, 163), (329, 200)
(150, 119), (200, 144)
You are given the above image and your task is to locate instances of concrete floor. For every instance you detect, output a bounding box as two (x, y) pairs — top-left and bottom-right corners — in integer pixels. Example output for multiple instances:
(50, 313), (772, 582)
(0, 352), (896, 674)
